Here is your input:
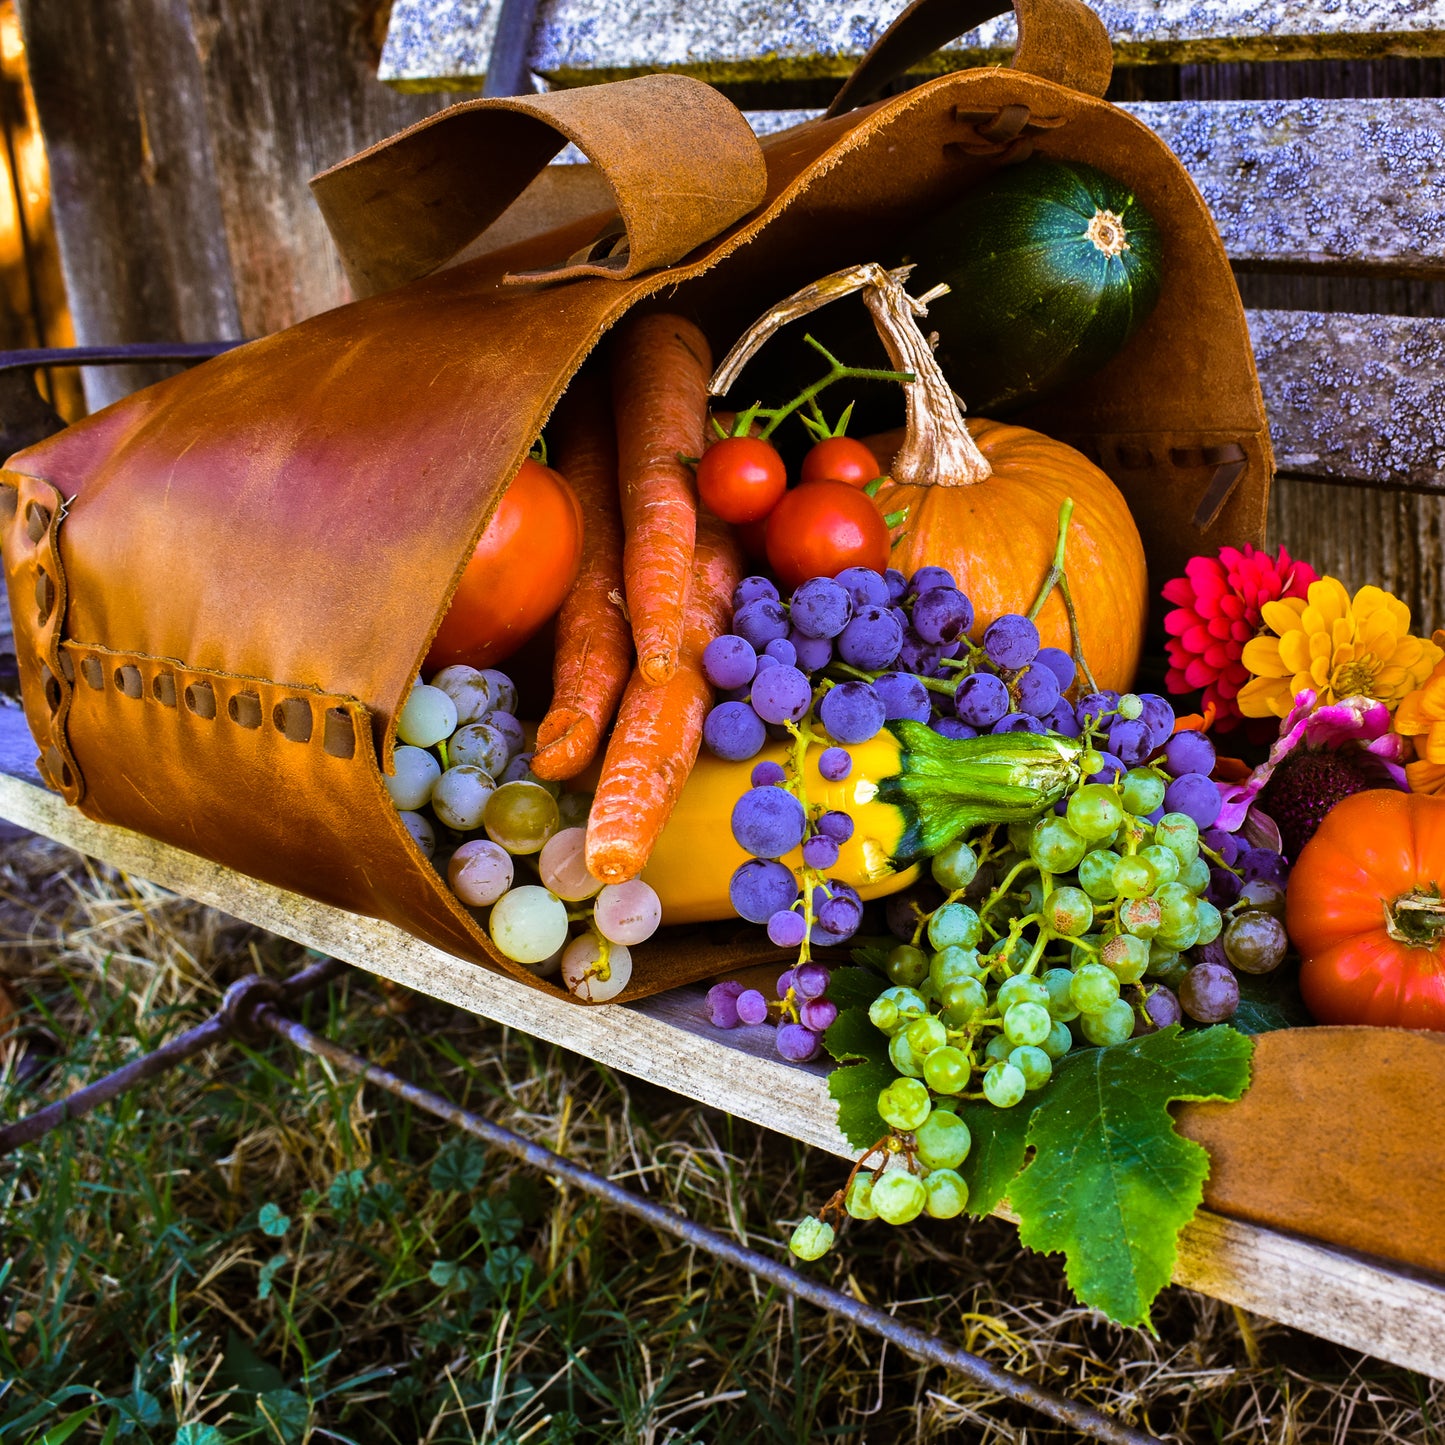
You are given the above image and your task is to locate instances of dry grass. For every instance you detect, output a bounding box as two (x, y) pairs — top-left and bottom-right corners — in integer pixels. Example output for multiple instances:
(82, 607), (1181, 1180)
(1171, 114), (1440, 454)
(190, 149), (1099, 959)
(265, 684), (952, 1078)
(0, 833), (1441, 1444)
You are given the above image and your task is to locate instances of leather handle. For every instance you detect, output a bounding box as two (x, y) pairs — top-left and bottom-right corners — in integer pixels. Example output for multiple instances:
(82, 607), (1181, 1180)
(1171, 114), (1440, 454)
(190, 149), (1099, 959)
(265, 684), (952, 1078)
(826, 0), (1113, 118)
(311, 75), (767, 298)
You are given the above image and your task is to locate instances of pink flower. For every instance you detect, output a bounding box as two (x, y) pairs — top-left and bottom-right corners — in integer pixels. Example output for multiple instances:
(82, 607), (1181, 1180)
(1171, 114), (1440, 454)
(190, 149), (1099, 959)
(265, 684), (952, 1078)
(1216, 688), (1408, 837)
(1162, 546), (1317, 736)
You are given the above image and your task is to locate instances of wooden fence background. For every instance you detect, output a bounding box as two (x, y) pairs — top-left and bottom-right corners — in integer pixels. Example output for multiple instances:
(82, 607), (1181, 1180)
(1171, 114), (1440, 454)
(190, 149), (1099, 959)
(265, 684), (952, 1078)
(12, 0), (1445, 633)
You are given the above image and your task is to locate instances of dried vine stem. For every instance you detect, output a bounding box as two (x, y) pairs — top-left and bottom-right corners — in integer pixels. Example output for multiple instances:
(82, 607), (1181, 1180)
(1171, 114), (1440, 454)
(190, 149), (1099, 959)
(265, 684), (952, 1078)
(708, 262), (995, 489)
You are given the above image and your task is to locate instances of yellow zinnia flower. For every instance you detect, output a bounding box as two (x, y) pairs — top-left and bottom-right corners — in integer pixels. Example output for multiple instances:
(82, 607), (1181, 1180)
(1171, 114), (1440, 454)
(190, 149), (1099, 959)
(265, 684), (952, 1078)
(1237, 577), (1442, 720)
(1394, 630), (1445, 794)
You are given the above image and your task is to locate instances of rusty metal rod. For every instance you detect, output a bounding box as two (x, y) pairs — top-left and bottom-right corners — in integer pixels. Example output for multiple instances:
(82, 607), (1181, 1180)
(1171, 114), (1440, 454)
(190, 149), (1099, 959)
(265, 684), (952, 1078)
(0, 956), (346, 1156)
(255, 1002), (1164, 1445)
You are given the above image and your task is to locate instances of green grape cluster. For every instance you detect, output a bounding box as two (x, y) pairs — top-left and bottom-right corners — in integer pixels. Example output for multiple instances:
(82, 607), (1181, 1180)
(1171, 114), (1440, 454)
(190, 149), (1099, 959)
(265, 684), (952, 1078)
(790, 719), (1247, 1259)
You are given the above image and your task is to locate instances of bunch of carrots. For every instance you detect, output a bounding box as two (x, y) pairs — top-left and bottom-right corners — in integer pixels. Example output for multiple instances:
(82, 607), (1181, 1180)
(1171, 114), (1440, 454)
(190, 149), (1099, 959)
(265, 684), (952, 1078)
(530, 313), (742, 886)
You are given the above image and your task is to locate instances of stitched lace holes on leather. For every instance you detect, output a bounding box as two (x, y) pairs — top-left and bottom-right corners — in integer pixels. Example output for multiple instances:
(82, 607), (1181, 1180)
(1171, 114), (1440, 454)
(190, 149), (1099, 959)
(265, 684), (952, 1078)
(35, 568), (55, 624)
(40, 663), (61, 712)
(114, 664), (143, 699)
(184, 681), (216, 719)
(25, 502), (51, 544)
(42, 744), (71, 790)
(228, 691), (262, 728)
(273, 696), (313, 743)
(57, 650), (74, 684)
(323, 707), (355, 760)
(80, 657), (103, 690)
(152, 671), (177, 707)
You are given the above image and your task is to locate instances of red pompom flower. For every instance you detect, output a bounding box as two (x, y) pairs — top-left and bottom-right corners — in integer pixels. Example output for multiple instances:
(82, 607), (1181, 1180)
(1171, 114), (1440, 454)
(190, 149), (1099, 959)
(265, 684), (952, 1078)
(1162, 545), (1318, 734)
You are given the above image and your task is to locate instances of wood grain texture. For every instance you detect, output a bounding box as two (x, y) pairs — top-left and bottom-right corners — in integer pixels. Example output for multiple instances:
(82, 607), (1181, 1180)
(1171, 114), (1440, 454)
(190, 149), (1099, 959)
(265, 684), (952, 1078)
(0, 705), (1441, 1380)
(16, 0), (475, 407)
(1249, 310), (1445, 490)
(379, 0), (1445, 90)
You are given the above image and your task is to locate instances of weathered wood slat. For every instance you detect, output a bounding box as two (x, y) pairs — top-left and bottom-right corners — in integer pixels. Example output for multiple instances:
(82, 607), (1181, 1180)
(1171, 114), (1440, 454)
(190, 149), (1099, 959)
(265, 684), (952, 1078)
(379, 0), (1445, 90)
(1131, 99), (1445, 279)
(550, 100), (1445, 278)
(16, 0), (470, 410)
(0, 705), (1443, 1380)
(1249, 310), (1445, 490)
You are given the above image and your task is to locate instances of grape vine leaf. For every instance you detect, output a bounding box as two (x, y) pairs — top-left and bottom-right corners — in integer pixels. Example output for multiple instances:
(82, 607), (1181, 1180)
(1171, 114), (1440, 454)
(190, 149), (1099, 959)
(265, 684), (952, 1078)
(827, 1058), (896, 1151)
(1009, 1024), (1253, 1329)
(1232, 967), (1313, 1034)
(823, 1005), (888, 1066)
(829, 965), (888, 1012)
(955, 1097), (1037, 1218)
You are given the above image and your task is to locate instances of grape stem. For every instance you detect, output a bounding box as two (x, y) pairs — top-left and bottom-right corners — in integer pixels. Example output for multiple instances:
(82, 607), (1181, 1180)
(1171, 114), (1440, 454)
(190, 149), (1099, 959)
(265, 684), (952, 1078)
(729, 334), (913, 442)
(1024, 498), (1100, 695)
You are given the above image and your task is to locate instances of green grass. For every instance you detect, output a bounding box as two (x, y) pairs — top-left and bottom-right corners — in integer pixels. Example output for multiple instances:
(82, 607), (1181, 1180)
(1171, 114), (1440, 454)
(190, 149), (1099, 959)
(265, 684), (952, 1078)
(0, 836), (1441, 1443)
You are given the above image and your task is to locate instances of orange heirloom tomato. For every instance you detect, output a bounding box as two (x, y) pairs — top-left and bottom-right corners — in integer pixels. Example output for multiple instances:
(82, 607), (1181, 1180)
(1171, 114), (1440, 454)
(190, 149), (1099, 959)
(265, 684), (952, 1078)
(1286, 789), (1445, 1031)
(425, 458), (584, 672)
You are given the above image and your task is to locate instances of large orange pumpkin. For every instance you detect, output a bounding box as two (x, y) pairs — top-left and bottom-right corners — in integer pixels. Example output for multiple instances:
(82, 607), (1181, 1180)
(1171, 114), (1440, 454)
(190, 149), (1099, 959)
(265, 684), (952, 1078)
(711, 264), (1149, 695)
(868, 417), (1148, 694)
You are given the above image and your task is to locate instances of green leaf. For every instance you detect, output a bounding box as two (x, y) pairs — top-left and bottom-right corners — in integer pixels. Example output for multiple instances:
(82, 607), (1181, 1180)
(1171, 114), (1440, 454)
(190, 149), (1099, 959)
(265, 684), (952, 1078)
(358, 1180), (402, 1224)
(257, 1253), (288, 1302)
(823, 1007), (888, 1065)
(1232, 968), (1313, 1034)
(955, 1096), (1037, 1218)
(327, 1168), (367, 1216)
(254, 1388), (308, 1445)
(37, 1408), (98, 1445)
(429, 1136), (486, 1194)
(217, 1328), (286, 1394)
(1010, 1025), (1253, 1329)
(827, 964), (885, 1012)
(827, 1058), (896, 1151)
(483, 1245), (533, 1292)
(258, 1203), (290, 1238)
(175, 1426), (227, 1445)
(469, 1196), (523, 1245)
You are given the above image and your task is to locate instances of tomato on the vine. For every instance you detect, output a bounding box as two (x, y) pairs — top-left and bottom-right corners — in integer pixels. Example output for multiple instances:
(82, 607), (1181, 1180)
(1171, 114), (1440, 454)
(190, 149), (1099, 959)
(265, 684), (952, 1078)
(426, 457), (583, 672)
(696, 435), (788, 524)
(800, 435), (883, 489)
(764, 479), (891, 587)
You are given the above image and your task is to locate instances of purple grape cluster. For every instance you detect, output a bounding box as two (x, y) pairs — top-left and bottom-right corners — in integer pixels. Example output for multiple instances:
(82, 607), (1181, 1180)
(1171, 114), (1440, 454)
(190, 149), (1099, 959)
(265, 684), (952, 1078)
(707, 961), (838, 1063)
(702, 567), (1097, 760)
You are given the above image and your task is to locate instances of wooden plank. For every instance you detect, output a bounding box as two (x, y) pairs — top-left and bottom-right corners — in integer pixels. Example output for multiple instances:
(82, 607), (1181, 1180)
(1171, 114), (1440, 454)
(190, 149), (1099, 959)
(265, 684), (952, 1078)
(1131, 99), (1445, 278)
(548, 100), (1445, 279)
(379, 0), (1445, 90)
(16, 0), (473, 409)
(1249, 310), (1445, 491)
(0, 706), (1442, 1378)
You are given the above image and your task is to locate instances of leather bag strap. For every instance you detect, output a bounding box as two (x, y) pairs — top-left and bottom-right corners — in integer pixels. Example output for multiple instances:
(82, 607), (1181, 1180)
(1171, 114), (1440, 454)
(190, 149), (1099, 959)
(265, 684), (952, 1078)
(826, 0), (1113, 117)
(310, 74), (767, 298)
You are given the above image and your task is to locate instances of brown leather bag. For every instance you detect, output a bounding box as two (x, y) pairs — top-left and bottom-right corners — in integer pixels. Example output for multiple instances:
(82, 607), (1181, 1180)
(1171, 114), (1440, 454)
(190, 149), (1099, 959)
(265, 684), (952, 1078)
(0, 0), (1272, 1004)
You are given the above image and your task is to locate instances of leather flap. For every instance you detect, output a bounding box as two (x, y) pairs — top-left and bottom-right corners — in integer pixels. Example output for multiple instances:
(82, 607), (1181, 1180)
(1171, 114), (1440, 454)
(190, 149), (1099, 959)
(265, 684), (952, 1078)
(310, 74), (768, 297)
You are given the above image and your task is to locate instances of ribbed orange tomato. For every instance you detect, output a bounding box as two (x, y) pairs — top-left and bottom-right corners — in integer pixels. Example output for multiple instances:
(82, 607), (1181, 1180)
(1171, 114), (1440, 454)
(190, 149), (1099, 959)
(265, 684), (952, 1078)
(425, 458), (583, 672)
(868, 418), (1148, 695)
(1286, 789), (1445, 1031)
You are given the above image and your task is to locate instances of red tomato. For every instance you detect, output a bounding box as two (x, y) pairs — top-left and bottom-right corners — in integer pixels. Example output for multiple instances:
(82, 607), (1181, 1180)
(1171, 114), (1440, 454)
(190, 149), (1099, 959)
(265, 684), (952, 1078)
(737, 515), (771, 561)
(764, 480), (890, 588)
(1287, 789), (1445, 1031)
(696, 436), (787, 523)
(800, 435), (884, 489)
(426, 458), (583, 672)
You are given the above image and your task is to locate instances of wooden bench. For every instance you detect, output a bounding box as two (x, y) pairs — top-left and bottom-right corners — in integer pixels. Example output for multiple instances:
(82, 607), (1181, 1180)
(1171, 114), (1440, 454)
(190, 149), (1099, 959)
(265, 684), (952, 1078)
(8, 0), (1445, 1387)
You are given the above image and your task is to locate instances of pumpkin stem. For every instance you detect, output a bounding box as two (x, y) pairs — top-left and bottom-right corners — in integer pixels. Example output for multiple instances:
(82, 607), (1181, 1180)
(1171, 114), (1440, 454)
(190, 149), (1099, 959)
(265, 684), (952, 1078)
(1383, 887), (1445, 947)
(709, 262), (994, 487)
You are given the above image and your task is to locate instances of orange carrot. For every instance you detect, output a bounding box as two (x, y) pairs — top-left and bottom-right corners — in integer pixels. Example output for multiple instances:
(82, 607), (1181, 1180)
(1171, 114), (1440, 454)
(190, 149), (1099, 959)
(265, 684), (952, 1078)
(584, 511), (743, 884)
(532, 371), (633, 780)
(610, 311), (712, 686)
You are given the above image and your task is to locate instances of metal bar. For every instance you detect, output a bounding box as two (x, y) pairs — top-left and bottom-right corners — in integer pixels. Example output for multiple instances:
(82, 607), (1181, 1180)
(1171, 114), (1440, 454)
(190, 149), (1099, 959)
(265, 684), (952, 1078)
(481, 0), (542, 97)
(0, 956), (346, 1156)
(255, 1003), (1164, 1445)
(0, 341), (246, 375)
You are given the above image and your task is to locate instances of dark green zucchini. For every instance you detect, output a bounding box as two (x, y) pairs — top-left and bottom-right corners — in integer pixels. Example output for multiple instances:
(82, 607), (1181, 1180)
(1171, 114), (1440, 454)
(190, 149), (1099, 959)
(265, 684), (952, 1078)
(903, 157), (1163, 416)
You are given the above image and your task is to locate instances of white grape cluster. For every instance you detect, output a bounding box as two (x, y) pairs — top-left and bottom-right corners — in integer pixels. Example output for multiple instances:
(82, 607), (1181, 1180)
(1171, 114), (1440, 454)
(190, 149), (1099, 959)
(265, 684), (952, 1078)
(387, 664), (661, 1001)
